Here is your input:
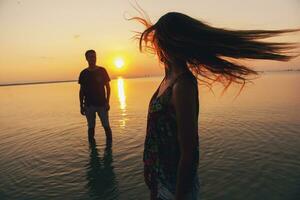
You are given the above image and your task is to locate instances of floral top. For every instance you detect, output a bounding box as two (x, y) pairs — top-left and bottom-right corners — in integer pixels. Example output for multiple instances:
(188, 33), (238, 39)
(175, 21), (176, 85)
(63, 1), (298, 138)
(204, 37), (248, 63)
(143, 72), (199, 195)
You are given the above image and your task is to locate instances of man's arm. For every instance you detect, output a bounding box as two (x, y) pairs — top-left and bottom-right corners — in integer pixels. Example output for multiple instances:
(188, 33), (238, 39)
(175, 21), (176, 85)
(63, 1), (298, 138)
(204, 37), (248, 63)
(79, 85), (85, 115)
(103, 68), (111, 111)
(105, 82), (111, 111)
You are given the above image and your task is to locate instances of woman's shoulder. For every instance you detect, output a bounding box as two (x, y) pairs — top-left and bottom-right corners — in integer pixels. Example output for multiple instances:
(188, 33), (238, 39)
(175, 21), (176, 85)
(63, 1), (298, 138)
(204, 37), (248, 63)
(172, 73), (197, 97)
(174, 72), (197, 88)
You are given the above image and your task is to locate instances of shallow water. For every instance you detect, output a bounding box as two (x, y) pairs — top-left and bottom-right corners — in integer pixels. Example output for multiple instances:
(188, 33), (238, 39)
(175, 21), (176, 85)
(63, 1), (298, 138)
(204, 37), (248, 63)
(0, 72), (299, 200)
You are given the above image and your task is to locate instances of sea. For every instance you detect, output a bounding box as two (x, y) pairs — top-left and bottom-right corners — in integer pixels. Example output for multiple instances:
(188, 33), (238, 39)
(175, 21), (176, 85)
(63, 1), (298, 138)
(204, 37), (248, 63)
(0, 72), (299, 200)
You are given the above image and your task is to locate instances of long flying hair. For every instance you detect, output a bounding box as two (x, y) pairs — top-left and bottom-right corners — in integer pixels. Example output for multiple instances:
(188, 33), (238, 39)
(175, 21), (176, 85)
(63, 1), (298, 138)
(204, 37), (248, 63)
(131, 11), (299, 91)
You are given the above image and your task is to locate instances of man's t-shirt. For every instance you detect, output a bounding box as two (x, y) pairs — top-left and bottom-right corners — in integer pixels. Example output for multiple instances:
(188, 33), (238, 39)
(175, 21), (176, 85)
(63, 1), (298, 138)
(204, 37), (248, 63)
(78, 66), (110, 107)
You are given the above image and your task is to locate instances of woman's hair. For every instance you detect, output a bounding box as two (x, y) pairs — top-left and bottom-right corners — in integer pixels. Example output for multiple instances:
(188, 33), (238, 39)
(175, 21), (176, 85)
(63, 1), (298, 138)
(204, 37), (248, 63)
(131, 12), (299, 91)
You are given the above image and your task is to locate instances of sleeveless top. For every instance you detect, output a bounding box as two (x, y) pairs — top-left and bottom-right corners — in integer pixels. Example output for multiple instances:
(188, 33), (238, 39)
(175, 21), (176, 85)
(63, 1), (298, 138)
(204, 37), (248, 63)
(143, 72), (200, 196)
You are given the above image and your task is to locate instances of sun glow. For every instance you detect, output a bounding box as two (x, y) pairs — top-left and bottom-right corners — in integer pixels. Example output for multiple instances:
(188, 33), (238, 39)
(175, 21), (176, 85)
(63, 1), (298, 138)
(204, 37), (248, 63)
(114, 58), (125, 69)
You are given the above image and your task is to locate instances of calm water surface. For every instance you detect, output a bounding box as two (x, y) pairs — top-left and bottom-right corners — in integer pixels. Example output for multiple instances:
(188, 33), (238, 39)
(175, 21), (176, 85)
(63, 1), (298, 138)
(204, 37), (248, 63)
(0, 72), (299, 200)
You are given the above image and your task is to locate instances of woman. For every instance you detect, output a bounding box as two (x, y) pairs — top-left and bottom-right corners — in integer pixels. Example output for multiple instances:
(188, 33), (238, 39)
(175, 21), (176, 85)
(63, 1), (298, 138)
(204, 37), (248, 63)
(133, 12), (298, 200)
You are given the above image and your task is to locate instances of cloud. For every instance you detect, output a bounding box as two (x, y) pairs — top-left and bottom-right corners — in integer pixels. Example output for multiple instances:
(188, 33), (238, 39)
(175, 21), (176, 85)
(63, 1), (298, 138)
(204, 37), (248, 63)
(38, 56), (54, 60)
(73, 34), (80, 39)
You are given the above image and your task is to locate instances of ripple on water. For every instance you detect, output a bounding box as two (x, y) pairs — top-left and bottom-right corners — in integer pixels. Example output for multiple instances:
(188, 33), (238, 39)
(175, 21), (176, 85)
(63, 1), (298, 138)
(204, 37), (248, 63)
(1, 75), (300, 200)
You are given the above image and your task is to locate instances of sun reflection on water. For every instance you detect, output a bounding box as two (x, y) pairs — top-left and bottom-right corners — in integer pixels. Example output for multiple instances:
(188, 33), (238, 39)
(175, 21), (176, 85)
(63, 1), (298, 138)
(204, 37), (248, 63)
(117, 77), (126, 110)
(117, 77), (127, 127)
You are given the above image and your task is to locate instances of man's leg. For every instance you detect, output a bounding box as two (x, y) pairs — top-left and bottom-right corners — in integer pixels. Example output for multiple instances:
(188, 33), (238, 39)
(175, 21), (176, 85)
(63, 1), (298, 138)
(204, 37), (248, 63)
(85, 106), (96, 139)
(88, 128), (95, 139)
(97, 107), (112, 145)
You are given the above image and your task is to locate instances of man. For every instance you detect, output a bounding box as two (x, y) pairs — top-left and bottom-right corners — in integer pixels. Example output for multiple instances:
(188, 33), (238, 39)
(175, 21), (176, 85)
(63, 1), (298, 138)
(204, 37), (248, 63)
(78, 49), (112, 144)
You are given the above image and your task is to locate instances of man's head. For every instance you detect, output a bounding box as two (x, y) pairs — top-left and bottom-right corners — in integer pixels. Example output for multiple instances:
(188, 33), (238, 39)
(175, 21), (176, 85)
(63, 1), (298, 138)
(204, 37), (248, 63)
(85, 49), (97, 66)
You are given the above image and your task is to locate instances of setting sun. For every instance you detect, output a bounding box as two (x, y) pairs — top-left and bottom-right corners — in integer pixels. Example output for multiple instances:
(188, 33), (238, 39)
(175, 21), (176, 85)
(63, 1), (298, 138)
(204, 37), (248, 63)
(114, 58), (125, 69)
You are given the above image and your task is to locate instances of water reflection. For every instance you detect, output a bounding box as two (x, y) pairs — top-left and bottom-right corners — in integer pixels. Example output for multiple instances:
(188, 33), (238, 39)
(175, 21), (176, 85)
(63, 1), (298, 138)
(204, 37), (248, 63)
(86, 139), (119, 199)
(117, 77), (127, 128)
(117, 77), (126, 110)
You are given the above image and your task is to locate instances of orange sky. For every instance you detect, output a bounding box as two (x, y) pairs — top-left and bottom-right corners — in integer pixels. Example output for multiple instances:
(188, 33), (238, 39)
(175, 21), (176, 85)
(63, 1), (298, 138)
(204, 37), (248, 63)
(0, 0), (299, 84)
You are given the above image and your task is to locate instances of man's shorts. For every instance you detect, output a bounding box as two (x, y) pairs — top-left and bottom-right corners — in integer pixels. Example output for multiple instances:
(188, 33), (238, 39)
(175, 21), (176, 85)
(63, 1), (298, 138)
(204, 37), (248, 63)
(85, 105), (110, 128)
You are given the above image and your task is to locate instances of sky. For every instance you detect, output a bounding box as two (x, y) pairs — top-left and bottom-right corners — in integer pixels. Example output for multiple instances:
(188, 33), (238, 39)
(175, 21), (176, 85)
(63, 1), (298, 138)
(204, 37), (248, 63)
(0, 0), (299, 84)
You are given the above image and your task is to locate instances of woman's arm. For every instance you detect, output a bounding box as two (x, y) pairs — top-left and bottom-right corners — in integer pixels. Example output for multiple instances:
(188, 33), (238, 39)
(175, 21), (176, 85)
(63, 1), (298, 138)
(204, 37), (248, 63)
(172, 78), (198, 200)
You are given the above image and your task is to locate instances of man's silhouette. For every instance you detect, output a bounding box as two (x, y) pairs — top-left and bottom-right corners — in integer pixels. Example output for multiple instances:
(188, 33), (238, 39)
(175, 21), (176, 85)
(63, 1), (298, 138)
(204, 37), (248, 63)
(78, 50), (112, 144)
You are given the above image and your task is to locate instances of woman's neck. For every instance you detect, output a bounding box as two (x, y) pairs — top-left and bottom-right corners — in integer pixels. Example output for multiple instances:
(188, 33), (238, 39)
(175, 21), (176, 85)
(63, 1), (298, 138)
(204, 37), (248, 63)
(165, 62), (188, 79)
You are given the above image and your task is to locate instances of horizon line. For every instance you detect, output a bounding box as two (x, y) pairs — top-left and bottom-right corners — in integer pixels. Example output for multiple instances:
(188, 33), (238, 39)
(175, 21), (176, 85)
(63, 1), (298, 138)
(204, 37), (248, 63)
(0, 74), (163, 87)
(1, 69), (299, 87)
